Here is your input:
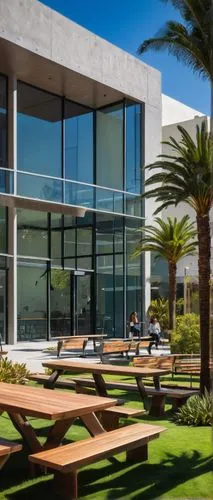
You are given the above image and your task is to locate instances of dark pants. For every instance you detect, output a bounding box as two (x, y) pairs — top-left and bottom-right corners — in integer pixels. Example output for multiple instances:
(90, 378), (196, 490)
(148, 333), (160, 354)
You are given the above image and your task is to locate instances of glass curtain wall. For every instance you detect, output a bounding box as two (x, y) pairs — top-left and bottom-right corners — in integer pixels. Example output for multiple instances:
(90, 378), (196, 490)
(0, 76), (7, 341)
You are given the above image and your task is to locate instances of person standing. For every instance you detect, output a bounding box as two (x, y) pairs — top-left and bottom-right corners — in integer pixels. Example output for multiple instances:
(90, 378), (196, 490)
(148, 317), (161, 354)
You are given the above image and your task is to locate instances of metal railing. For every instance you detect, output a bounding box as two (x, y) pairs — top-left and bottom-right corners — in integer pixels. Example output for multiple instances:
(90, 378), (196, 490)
(0, 167), (144, 218)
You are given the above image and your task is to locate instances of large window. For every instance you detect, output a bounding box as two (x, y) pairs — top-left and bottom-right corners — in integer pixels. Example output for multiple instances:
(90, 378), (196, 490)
(126, 101), (142, 193)
(65, 100), (93, 183)
(17, 209), (48, 258)
(96, 103), (123, 190)
(17, 261), (47, 341)
(126, 219), (143, 324)
(17, 82), (62, 183)
(0, 207), (7, 254)
(0, 76), (7, 170)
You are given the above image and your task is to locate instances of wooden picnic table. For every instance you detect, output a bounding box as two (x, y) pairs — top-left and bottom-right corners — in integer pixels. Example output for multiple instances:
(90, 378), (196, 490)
(42, 360), (171, 406)
(0, 382), (117, 456)
(52, 334), (107, 353)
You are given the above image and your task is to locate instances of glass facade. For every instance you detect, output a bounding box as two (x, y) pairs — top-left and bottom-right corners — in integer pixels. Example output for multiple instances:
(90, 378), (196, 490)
(0, 76), (145, 342)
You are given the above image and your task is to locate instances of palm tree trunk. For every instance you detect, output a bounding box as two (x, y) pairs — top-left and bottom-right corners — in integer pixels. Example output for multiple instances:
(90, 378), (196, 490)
(196, 213), (211, 394)
(168, 261), (176, 330)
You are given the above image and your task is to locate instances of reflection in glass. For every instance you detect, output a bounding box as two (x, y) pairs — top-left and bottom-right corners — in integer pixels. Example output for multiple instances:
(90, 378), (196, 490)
(17, 209), (48, 258)
(96, 104), (123, 190)
(126, 219), (142, 324)
(51, 214), (62, 264)
(77, 227), (92, 256)
(115, 254), (124, 337)
(17, 82), (62, 177)
(126, 101), (141, 193)
(0, 208), (7, 254)
(17, 262), (47, 341)
(50, 269), (71, 337)
(75, 273), (92, 334)
(65, 100), (93, 183)
(96, 255), (113, 336)
(0, 76), (7, 170)
(0, 270), (6, 342)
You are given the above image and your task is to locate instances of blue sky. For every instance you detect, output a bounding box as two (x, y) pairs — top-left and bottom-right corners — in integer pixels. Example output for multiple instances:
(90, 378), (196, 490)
(41, 0), (209, 115)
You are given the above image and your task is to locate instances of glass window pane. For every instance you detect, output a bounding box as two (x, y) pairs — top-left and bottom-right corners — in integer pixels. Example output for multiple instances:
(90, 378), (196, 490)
(96, 103), (123, 190)
(17, 82), (62, 177)
(50, 269), (71, 337)
(64, 228), (75, 258)
(96, 255), (113, 336)
(0, 270), (6, 342)
(17, 261), (47, 341)
(77, 257), (92, 270)
(115, 254), (123, 337)
(51, 214), (62, 264)
(17, 209), (48, 258)
(0, 76), (7, 170)
(77, 227), (92, 256)
(0, 207), (7, 254)
(126, 218), (142, 323)
(96, 214), (113, 254)
(65, 100), (93, 183)
(126, 101), (141, 193)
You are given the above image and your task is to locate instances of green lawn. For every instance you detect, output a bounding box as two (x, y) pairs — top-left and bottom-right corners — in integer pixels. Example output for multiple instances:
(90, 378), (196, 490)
(0, 379), (212, 499)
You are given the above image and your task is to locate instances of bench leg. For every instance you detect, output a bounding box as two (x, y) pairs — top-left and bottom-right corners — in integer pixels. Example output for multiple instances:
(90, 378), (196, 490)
(127, 443), (148, 462)
(0, 454), (9, 470)
(54, 470), (78, 500)
(98, 411), (119, 431)
(149, 395), (165, 417)
(172, 397), (186, 411)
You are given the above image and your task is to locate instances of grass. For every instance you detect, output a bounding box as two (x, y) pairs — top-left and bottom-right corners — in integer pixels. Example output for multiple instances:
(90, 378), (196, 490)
(0, 377), (212, 499)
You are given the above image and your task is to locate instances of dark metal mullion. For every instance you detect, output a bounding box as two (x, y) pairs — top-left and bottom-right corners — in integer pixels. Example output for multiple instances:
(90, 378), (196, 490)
(123, 219), (126, 339)
(92, 213), (96, 334)
(47, 213), (51, 340)
(140, 103), (146, 330)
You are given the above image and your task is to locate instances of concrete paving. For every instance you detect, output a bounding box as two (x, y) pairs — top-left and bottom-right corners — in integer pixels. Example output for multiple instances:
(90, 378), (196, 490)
(3, 341), (171, 373)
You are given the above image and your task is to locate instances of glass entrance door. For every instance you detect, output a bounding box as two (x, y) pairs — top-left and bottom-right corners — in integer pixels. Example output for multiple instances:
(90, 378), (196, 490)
(72, 271), (92, 335)
(50, 269), (92, 337)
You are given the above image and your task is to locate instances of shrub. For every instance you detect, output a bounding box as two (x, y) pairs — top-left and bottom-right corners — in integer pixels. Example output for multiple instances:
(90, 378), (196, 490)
(173, 390), (212, 426)
(147, 298), (169, 331)
(171, 313), (200, 353)
(0, 358), (30, 384)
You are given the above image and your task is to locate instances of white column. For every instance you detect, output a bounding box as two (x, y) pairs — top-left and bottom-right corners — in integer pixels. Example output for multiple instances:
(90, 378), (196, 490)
(7, 75), (17, 345)
(143, 100), (162, 316)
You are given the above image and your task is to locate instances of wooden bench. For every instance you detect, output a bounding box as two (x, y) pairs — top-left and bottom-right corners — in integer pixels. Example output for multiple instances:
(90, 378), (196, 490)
(133, 355), (174, 371)
(72, 376), (198, 416)
(29, 423), (166, 499)
(0, 439), (22, 470)
(57, 338), (88, 358)
(100, 341), (131, 363)
(29, 373), (76, 389)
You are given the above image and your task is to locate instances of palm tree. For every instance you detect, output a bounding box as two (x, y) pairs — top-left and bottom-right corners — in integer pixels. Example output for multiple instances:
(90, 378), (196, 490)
(143, 122), (212, 392)
(137, 0), (213, 132)
(132, 216), (197, 330)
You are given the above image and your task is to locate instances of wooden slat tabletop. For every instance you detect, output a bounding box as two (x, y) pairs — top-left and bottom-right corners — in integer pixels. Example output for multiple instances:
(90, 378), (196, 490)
(52, 335), (107, 341)
(0, 382), (117, 420)
(0, 440), (22, 456)
(43, 360), (171, 377)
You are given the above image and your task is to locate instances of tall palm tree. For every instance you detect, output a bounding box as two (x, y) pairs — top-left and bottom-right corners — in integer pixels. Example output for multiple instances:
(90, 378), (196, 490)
(138, 0), (213, 132)
(132, 216), (197, 330)
(143, 121), (212, 392)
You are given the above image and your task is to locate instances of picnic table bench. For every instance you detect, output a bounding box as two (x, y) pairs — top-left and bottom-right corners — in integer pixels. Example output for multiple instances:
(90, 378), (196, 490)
(0, 439), (22, 470)
(56, 334), (107, 357)
(42, 360), (171, 416)
(29, 423), (166, 499)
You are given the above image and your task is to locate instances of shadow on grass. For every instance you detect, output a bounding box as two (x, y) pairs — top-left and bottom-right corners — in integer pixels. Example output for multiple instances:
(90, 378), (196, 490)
(4, 451), (212, 500)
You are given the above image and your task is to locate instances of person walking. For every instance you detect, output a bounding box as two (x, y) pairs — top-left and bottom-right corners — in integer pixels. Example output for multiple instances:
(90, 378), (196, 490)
(148, 317), (161, 355)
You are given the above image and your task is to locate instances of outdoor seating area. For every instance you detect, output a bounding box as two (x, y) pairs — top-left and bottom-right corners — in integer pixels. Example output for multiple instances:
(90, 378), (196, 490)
(0, 346), (211, 499)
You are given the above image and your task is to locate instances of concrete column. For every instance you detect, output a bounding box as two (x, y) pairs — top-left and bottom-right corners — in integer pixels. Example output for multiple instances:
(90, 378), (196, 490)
(7, 75), (17, 344)
(143, 100), (162, 316)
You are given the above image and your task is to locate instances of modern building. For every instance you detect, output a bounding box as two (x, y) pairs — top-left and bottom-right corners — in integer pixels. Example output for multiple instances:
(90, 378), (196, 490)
(0, 0), (161, 343)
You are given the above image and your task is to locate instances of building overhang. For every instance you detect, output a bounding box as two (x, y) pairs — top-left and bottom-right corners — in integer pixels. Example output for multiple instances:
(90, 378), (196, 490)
(0, 0), (161, 108)
(0, 193), (86, 217)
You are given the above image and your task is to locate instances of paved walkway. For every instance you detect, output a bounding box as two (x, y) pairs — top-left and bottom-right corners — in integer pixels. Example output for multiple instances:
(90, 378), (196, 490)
(3, 341), (170, 373)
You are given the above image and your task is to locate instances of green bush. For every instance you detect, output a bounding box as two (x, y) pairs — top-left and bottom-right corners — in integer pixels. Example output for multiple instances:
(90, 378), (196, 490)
(173, 390), (212, 426)
(0, 358), (30, 384)
(171, 313), (200, 353)
(148, 297), (169, 330)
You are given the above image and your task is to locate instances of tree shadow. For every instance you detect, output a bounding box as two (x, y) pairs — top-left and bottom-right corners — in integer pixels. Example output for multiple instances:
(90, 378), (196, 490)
(5, 450), (212, 500)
